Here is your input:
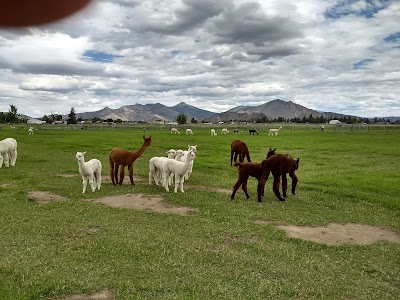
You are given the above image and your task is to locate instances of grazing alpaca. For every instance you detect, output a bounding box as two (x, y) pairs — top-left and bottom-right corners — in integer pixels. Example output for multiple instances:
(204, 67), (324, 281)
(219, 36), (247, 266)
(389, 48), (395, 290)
(186, 128), (193, 135)
(249, 129), (259, 135)
(149, 149), (176, 186)
(171, 128), (180, 134)
(230, 140), (251, 166)
(109, 135), (152, 185)
(231, 148), (276, 200)
(0, 137), (17, 168)
(76, 151), (102, 193)
(28, 126), (34, 135)
(221, 128), (229, 134)
(269, 126), (282, 136)
(257, 153), (299, 202)
(233, 129), (240, 134)
(211, 129), (217, 136)
(162, 150), (196, 193)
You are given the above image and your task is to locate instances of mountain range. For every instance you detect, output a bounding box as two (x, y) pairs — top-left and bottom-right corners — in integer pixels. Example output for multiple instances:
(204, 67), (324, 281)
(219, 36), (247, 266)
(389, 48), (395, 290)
(74, 99), (353, 123)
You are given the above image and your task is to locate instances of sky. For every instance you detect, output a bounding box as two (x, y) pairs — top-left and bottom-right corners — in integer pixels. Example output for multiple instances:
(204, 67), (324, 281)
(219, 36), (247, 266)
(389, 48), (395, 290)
(0, 0), (399, 118)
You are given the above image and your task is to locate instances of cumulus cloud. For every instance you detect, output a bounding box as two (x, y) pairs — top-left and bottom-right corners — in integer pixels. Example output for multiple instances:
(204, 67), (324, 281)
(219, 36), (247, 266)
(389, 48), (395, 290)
(0, 0), (399, 118)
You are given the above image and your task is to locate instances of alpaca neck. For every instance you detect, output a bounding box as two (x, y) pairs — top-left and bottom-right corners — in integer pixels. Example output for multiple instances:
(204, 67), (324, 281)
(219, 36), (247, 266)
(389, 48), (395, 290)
(130, 143), (149, 162)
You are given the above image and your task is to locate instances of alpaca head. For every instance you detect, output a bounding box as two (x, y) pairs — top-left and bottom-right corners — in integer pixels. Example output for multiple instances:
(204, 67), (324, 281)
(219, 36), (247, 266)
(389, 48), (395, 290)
(266, 148), (276, 159)
(75, 151), (86, 161)
(166, 149), (176, 158)
(143, 135), (152, 147)
(187, 150), (196, 161)
(188, 145), (197, 153)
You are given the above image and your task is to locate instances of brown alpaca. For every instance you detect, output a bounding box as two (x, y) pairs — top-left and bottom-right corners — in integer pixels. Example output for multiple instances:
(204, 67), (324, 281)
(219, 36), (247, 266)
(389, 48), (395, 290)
(109, 135), (152, 185)
(231, 148), (276, 200)
(230, 140), (251, 166)
(257, 153), (299, 202)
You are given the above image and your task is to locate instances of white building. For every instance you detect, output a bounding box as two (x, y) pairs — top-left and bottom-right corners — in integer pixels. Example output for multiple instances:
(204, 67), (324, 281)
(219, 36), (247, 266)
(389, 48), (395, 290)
(329, 120), (341, 125)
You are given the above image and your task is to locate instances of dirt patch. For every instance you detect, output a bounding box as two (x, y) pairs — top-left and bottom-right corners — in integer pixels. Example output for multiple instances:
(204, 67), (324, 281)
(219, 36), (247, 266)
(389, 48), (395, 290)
(276, 223), (400, 245)
(88, 194), (198, 216)
(61, 289), (115, 300)
(27, 191), (68, 204)
(0, 183), (11, 187)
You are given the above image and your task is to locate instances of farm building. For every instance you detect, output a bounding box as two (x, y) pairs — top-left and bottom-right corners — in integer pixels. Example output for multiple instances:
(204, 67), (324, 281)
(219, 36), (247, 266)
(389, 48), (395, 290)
(329, 120), (341, 125)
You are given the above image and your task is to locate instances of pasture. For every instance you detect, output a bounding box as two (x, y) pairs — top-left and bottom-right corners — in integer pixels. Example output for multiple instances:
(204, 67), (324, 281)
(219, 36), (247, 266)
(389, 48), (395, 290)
(0, 124), (399, 299)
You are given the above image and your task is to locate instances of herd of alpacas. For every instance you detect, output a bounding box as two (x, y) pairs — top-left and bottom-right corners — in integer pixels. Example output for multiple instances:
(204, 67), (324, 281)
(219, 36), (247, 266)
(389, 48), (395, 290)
(1, 126), (298, 202)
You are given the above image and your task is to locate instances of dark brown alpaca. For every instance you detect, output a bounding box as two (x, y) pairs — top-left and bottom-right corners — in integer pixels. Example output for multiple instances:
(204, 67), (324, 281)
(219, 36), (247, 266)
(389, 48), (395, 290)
(109, 135), (152, 185)
(231, 148), (276, 200)
(257, 153), (299, 202)
(230, 140), (251, 166)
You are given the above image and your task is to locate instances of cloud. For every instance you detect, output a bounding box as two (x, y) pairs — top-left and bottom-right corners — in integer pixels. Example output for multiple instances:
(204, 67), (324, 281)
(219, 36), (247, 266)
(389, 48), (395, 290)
(0, 0), (399, 118)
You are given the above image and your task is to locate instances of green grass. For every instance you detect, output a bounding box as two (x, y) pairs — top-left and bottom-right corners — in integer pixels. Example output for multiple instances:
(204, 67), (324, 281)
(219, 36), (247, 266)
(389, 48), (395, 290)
(0, 125), (399, 299)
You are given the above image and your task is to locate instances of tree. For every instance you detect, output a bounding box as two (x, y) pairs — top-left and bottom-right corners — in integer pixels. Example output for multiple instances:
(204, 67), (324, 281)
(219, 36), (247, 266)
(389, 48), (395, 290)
(191, 117), (198, 123)
(67, 107), (77, 124)
(0, 112), (5, 123)
(176, 113), (187, 125)
(7, 104), (19, 123)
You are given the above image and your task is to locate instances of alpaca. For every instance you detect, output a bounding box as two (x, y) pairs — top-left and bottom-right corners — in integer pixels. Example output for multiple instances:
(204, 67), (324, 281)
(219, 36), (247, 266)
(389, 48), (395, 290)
(249, 129), (259, 135)
(179, 145), (197, 180)
(171, 128), (180, 134)
(28, 126), (34, 135)
(257, 153), (299, 202)
(221, 128), (229, 134)
(230, 140), (251, 166)
(149, 149), (176, 186)
(211, 129), (217, 136)
(233, 129), (240, 135)
(269, 126), (282, 136)
(0, 138), (17, 168)
(162, 150), (196, 193)
(231, 148), (276, 200)
(109, 135), (152, 185)
(76, 151), (102, 193)
(186, 128), (193, 135)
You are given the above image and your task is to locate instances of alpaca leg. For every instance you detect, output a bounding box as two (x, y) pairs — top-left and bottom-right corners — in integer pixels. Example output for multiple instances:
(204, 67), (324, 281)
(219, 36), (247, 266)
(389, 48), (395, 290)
(89, 175), (96, 192)
(257, 176), (267, 202)
(233, 152), (238, 164)
(282, 174), (288, 198)
(96, 171), (101, 190)
(290, 172), (298, 195)
(3, 153), (10, 167)
(82, 177), (87, 193)
(231, 180), (242, 200)
(128, 164), (134, 185)
(179, 177), (184, 193)
(110, 163), (116, 185)
(230, 151), (234, 166)
(272, 175), (284, 201)
(241, 179), (251, 199)
(118, 166), (125, 185)
(174, 174), (179, 193)
(163, 170), (170, 192)
(114, 164), (120, 185)
(0, 153), (3, 168)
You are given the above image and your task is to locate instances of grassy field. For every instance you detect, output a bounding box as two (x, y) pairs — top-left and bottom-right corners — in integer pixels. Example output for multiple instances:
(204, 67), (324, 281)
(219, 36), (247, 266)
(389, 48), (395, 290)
(0, 125), (399, 299)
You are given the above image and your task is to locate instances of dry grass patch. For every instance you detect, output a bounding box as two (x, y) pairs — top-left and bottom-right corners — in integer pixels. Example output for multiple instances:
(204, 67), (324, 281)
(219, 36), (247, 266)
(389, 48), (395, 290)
(186, 184), (232, 195)
(274, 223), (400, 245)
(88, 194), (198, 216)
(27, 191), (68, 204)
(61, 289), (115, 300)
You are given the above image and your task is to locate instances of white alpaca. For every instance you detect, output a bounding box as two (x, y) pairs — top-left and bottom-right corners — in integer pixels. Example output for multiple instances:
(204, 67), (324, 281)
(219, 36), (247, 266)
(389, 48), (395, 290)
(0, 138), (17, 168)
(211, 129), (217, 136)
(221, 128), (229, 134)
(28, 127), (34, 135)
(75, 151), (102, 193)
(162, 150), (196, 193)
(186, 128), (193, 135)
(171, 128), (180, 134)
(179, 145), (197, 180)
(149, 149), (176, 186)
(269, 126), (282, 136)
